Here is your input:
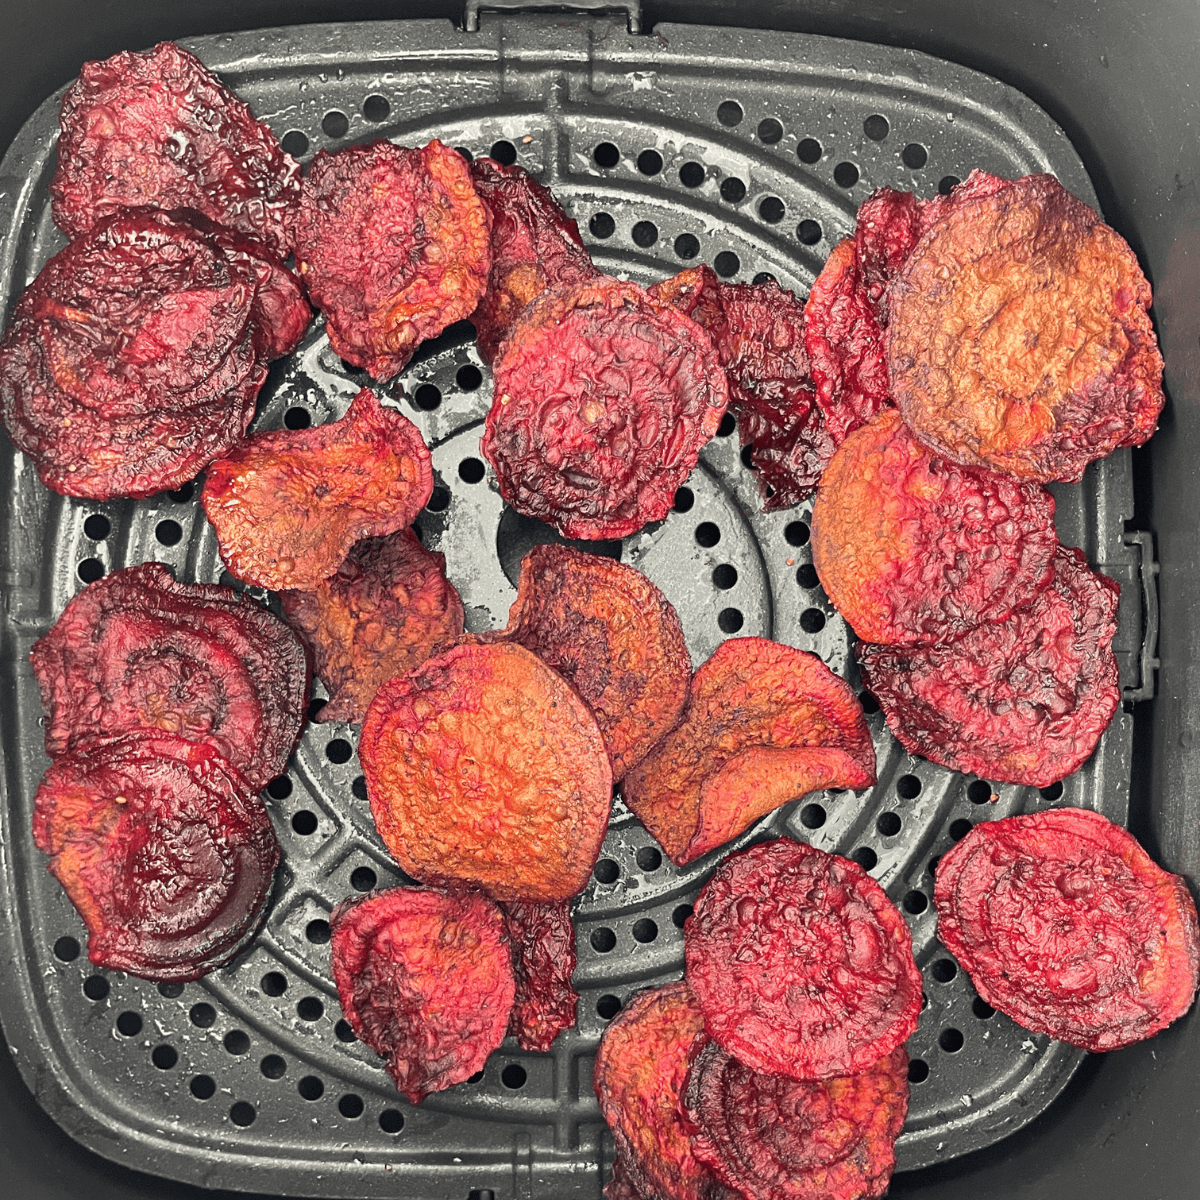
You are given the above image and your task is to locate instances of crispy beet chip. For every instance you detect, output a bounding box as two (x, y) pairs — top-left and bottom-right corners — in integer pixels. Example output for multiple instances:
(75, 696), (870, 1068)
(811, 409), (1058, 645)
(201, 387), (433, 590)
(330, 886), (515, 1103)
(889, 172), (1164, 482)
(31, 733), (279, 981)
(51, 41), (301, 258)
(858, 546), (1120, 785)
(594, 983), (730, 1200)
(468, 157), (598, 363)
(492, 544), (690, 779)
(30, 562), (309, 791)
(605, 1156), (655, 1200)
(360, 642), (612, 902)
(293, 139), (491, 380)
(483, 278), (729, 540)
(623, 638), (874, 865)
(686, 839), (922, 1080)
(279, 527), (463, 724)
(683, 1040), (909, 1200)
(935, 808), (1200, 1050)
(499, 900), (579, 1051)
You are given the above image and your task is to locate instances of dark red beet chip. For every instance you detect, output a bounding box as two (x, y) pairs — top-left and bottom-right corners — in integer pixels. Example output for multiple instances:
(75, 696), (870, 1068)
(499, 899), (579, 1052)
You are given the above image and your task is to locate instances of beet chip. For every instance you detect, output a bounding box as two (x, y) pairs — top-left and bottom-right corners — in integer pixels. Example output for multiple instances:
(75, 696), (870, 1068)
(684, 1040), (909, 1200)
(594, 982), (730, 1200)
(499, 900), (579, 1052)
(623, 638), (875, 865)
(32, 734), (279, 981)
(360, 642), (612, 902)
(493, 544), (690, 779)
(280, 528), (464, 725)
(811, 409), (1058, 645)
(686, 839), (923, 1080)
(293, 139), (491, 380)
(858, 546), (1120, 786)
(51, 41), (301, 258)
(935, 809), (1200, 1051)
(201, 387), (433, 590)
(31, 562), (309, 791)
(330, 886), (515, 1103)
(889, 172), (1164, 482)
(468, 157), (599, 363)
(483, 278), (729, 540)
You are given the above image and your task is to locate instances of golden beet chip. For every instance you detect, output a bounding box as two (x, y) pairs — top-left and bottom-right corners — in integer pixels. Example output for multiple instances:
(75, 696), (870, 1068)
(201, 387), (432, 590)
(360, 642), (612, 902)
(492, 544), (690, 779)
(623, 638), (875, 864)
(280, 527), (464, 724)
(889, 172), (1164, 482)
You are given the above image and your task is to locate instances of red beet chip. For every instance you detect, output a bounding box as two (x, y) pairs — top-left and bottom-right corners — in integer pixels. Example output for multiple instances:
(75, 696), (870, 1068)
(31, 733), (279, 981)
(604, 1156), (653, 1200)
(468, 157), (599, 364)
(858, 546), (1121, 786)
(683, 1039), (909, 1200)
(935, 808), (1200, 1051)
(499, 900), (579, 1052)
(685, 839), (922, 1080)
(30, 562), (309, 792)
(51, 41), (301, 258)
(293, 139), (492, 380)
(330, 886), (515, 1104)
(483, 277), (729, 540)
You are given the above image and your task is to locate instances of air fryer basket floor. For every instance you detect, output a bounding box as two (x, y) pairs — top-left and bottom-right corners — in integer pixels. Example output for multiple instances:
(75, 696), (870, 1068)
(0, 8), (1184, 1200)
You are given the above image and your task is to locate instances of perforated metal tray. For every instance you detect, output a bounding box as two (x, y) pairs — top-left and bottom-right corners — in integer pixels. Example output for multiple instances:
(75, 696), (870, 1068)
(0, 15), (1153, 1199)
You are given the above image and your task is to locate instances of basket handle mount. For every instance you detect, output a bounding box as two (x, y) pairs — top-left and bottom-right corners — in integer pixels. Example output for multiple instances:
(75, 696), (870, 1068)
(464, 0), (642, 33)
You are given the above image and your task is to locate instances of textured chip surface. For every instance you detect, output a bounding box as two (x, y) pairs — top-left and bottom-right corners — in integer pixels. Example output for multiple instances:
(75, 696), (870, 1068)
(500, 899), (580, 1052)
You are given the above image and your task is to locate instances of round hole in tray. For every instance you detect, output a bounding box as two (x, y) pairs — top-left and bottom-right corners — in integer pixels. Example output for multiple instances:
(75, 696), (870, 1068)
(752, 272), (777, 286)
(155, 519), (183, 546)
(1040, 781), (1064, 801)
(863, 114), (890, 140)
(590, 927), (617, 953)
(758, 196), (785, 223)
(718, 608), (744, 634)
(190, 1075), (216, 1101)
(77, 558), (104, 584)
(596, 994), (622, 1020)
(339, 1093), (365, 1119)
(456, 364), (483, 391)
(229, 1101), (256, 1127)
(719, 177), (746, 204)
(261, 1054), (287, 1079)
(326, 738), (353, 764)
(673, 485), (695, 513)
(490, 139), (517, 165)
(297, 996), (324, 1021)
(859, 690), (880, 714)
(796, 218), (823, 245)
(224, 1030), (251, 1055)
(927, 855), (941, 878)
(83, 513), (110, 541)
(902, 142), (929, 169)
(939, 174), (961, 195)
(784, 520), (810, 547)
(501, 1064), (527, 1089)
(714, 413), (735, 439)
(291, 810), (318, 836)
(261, 971), (287, 997)
(362, 94), (390, 122)
(116, 1011), (142, 1037)
(908, 1059), (930, 1083)
(350, 865), (377, 892)
(796, 137), (822, 164)
(799, 608), (826, 634)
(930, 958), (958, 984)
(716, 100), (743, 126)
(158, 982), (184, 999)
(833, 161), (860, 188)
(321, 111), (349, 139)
(189, 1002), (215, 1028)
(631, 220), (658, 247)
(593, 858), (619, 884)
(973, 997), (996, 1020)
(674, 232), (700, 259)
(672, 904), (693, 928)
(637, 149), (663, 176)
(851, 846), (878, 871)
(593, 141), (620, 168)
(284, 406), (311, 430)
(298, 1075), (325, 1101)
(679, 161), (705, 188)
(713, 250), (740, 278)
(53, 935), (80, 962)
(589, 212), (615, 239)
(795, 563), (818, 589)
(281, 131), (309, 158)
(896, 774), (923, 800)
(799, 803), (826, 829)
(713, 563), (738, 590)
(967, 779), (995, 804)
(903, 890), (929, 915)
(414, 383), (442, 411)
(632, 918), (658, 944)
(306, 919), (332, 945)
(877, 811), (902, 837)
(426, 485), (451, 513)
(458, 457), (486, 484)
(152, 1044), (178, 1070)
(167, 481), (194, 503)
(939, 1028), (965, 1053)
(949, 818), (973, 841)
(636, 846), (662, 872)
(695, 521), (721, 548)
(266, 775), (292, 800)
(757, 117), (783, 143)
(335, 1019), (358, 1043)
(379, 1109), (405, 1134)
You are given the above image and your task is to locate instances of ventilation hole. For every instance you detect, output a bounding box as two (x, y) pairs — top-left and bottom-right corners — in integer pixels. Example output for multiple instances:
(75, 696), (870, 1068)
(903, 890), (929, 915)
(860, 690), (880, 714)
(636, 846), (662, 872)
(740, 444), (755, 469)
(717, 412), (736, 437)
(350, 866), (377, 892)
(361, 94), (390, 122)
(901, 142), (929, 169)
(632, 918), (658, 945)
(257, 1054), (286, 1080)
(863, 113), (890, 140)
(719, 177), (747, 205)
(83, 514), (111, 540)
(908, 1058), (930, 1083)
(949, 818), (973, 841)
(339, 357), (362, 376)
(753, 273), (777, 288)
(281, 130), (309, 157)
(338, 1093), (365, 1118)
(326, 738), (353, 764)
(1040, 781), (1064, 801)
(589, 212), (615, 239)
(297, 996), (324, 1021)
(673, 486), (694, 512)
(717, 608), (744, 634)
(291, 810), (318, 836)
(973, 997), (996, 1019)
(679, 161), (705, 187)
(77, 558), (104, 583)
(224, 1029), (250, 1055)
(939, 1027), (965, 1053)
(716, 100), (743, 126)
(695, 521), (721, 548)
(965, 780), (993, 805)
(425, 485), (451, 513)
(501, 1064), (527, 1089)
(637, 149), (663, 175)
(674, 232), (700, 259)
(306, 919), (332, 945)
(794, 563), (819, 590)
(927, 855), (941, 877)
(321, 110), (349, 139)
(459, 457), (486, 484)
(116, 1011), (142, 1037)
(379, 1109), (405, 1133)
(261, 971), (288, 997)
(266, 775), (292, 800)
(672, 903), (693, 928)
(631, 220), (658, 247)
(53, 935), (80, 962)
(797, 137), (822, 164)
(784, 520), (810, 546)
(168, 481), (195, 503)
(799, 803), (826, 829)
(414, 383), (442, 411)
(152, 1044), (178, 1070)
(593, 141), (620, 168)
(712, 563), (738, 590)
(152, 522), (184, 552)
(298, 1075), (325, 1101)
(757, 117), (783, 143)
(938, 174), (961, 195)
(593, 858), (619, 884)
(896, 774), (922, 800)
(713, 251), (740, 278)
(596, 995), (622, 1020)
(590, 927), (617, 953)
(456, 364), (483, 393)
(190, 1002), (216, 1028)
(158, 981), (184, 999)
(758, 196), (785, 223)
(284, 405), (311, 430)
(877, 811), (902, 837)
(490, 139), (517, 165)
(799, 608), (826, 633)
(833, 161), (860, 188)
(229, 1101), (256, 1127)
(796, 218), (822, 245)
(851, 847), (878, 871)
(928, 960), (958, 987)
(183, 1074), (215, 1102)
(335, 1019), (358, 1043)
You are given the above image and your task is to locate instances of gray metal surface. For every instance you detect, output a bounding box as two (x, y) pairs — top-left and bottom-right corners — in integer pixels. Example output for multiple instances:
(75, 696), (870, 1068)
(0, 14), (1146, 1199)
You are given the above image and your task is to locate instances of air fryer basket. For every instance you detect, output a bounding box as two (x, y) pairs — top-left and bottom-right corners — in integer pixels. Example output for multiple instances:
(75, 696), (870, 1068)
(0, 5), (1196, 1200)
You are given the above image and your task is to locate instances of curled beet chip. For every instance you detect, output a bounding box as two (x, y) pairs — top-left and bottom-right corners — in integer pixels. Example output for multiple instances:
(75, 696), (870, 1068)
(683, 1039), (909, 1200)
(499, 899), (579, 1052)
(201, 387), (433, 590)
(935, 808), (1200, 1051)
(360, 641), (612, 902)
(686, 839), (922, 1080)
(811, 408), (1058, 645)
(31, 733), (279, 981)
(330, 886), (515, 1103)
(623, 638), (875, 865)
(492, 544), (690, 779)
(858, 546), (1120, 786)
(280, 527), (464, 725)
(293, 139), (491, 380)
(30, 562), (309, 791)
